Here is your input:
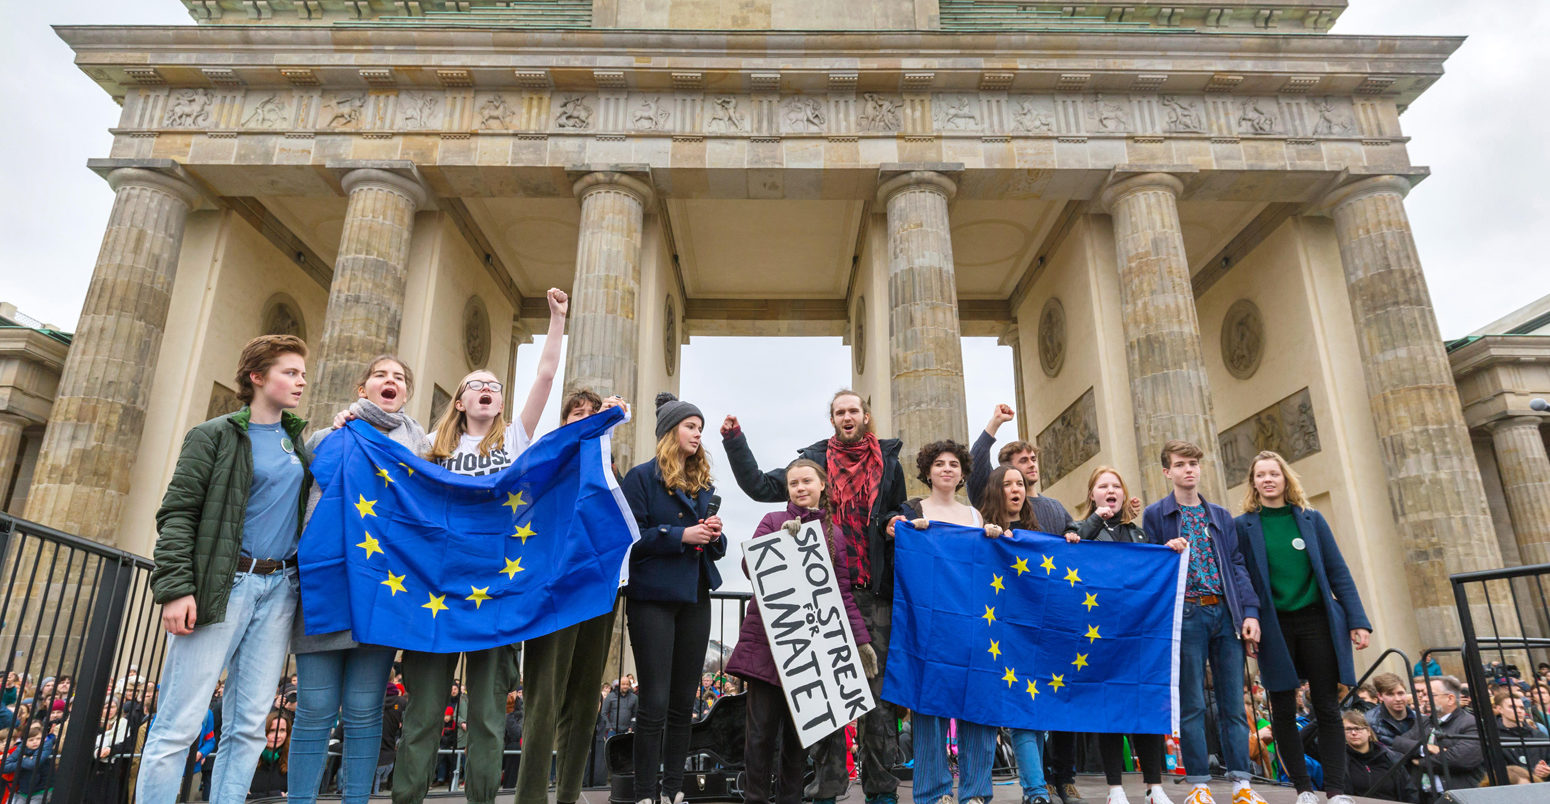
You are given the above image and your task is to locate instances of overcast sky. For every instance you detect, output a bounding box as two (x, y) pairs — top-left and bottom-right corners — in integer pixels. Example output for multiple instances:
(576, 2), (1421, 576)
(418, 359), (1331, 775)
(3, 2), (1547, 586)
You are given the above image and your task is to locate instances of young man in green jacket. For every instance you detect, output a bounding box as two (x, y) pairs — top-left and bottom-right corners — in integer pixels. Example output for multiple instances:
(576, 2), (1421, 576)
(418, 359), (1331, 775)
(137, 334), (312, 804)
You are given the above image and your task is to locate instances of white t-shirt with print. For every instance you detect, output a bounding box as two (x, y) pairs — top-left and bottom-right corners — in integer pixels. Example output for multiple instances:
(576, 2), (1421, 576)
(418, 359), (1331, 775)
(438, 422), (532, 477)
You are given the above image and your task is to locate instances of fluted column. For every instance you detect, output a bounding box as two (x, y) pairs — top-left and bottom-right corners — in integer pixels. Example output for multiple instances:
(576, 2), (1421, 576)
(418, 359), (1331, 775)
(1323, 175), (1507, 649)
(24, 168), (199, 545)
(1100, 173), (1225, 504)
(1489, 417), (1550, 567)
(305, 169), (426, 428)
(564, 172), (651, 470)
(879, 171), (968, 484)
(0, 414), (26, 509)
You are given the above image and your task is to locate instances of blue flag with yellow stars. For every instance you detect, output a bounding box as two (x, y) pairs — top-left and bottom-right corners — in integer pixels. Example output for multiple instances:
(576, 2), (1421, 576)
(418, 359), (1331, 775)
(297, 406), (638, 653)
(883, 522), (1185, 734)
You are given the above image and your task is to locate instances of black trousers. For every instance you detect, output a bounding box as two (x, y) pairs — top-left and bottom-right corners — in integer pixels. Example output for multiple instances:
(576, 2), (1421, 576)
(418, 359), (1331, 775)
(810, 588), (899, 798)
(627, 591), (712, 802)
(1045, 731), (1078, 786)
(744, 678), (806, 804)
(1265, 605), (1347, 795)
(1098, 733), (1165, 786)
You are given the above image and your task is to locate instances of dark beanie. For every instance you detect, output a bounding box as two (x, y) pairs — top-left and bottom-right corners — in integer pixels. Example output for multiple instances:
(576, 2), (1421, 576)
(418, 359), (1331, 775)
(654, 392), (703, 439)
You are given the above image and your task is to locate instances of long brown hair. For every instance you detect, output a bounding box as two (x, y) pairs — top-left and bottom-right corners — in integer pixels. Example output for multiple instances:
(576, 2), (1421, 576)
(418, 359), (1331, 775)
(977, 464), (1038, 530)
(1081, 466), (1136, 524)
(263, 710), (291, 772)
(355, 354), (414, 400)
(655, 427), (712, 495)
(428, 370), (509, 461)
(784, 458), (847, 567)
(1240, 450), (1312, 513)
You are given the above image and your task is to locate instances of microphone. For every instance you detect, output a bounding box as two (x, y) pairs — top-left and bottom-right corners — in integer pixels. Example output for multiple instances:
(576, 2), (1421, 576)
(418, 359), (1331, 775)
(697, 495), (722, 552)
(1532, 399), (1549, 412)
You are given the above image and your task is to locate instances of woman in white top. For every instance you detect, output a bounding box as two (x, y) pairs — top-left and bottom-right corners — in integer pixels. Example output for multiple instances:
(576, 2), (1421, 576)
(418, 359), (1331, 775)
(393, 288), (567, 804)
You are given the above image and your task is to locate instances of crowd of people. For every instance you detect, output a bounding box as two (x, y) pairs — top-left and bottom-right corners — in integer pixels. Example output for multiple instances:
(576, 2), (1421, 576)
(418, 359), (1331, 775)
(8, 291), (1550, 804)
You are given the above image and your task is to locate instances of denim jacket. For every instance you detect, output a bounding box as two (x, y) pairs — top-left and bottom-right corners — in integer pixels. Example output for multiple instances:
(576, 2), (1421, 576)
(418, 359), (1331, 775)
(1142, 492), (1259, 629)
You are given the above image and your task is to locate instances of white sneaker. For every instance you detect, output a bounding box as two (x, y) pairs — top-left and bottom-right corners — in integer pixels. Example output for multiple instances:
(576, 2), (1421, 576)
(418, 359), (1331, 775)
(1107, 788), (1131, 804)
(1327, 797), (1354, 804)
(1146, 786), (1175, 804)
(1294, 793), (1319, 804)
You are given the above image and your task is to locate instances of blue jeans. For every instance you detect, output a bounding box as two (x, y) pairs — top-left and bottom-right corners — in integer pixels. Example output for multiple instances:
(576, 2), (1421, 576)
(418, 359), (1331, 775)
(1178, 600), (1251, 784)
(135, 570), (297, 804)
(913, 715), (997, 803)
(1011, 729), (1046, 798)
(289, 646), (397, 803)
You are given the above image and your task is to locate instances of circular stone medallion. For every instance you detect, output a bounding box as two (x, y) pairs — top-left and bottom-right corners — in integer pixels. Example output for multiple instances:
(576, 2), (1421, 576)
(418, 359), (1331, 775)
(1038, 297), (1066, 378)
(1222, 299), (1265, 380)
(260, 293), (306, 342)
(463, 295), (490, 370)
(664, 295), (678, 376)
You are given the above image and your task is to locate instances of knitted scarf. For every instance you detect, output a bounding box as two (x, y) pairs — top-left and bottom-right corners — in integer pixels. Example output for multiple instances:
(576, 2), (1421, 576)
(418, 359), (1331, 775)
(826, 432), (882, 586)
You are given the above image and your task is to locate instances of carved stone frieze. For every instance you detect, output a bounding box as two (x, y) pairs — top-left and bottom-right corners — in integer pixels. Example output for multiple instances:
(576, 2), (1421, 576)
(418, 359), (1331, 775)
(1218, 387), (1322, 484)
(859, 93), (902, 132)
(1036, 387), (1101, 489)
(164, 88), (214, 127)
(554, 94), (595, 130)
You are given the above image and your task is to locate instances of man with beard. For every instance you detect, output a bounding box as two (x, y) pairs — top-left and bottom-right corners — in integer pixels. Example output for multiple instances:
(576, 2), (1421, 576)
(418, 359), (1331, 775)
(721, 390), (908, 804)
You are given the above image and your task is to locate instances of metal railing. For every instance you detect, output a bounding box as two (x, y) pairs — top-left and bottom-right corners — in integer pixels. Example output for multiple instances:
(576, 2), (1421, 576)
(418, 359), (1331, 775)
(0, 512), (168, 804)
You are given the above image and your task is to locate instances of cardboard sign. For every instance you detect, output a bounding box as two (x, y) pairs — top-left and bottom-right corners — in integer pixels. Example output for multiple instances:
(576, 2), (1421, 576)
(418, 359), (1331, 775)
(745, 520), (877, 748)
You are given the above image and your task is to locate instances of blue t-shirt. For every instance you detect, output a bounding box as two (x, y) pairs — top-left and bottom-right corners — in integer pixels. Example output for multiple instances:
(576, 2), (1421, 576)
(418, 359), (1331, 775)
(241, 421), (304, 560)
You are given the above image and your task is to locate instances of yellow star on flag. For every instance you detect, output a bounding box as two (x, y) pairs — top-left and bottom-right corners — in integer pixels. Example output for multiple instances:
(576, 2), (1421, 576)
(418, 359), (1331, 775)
(397, 462), (415, 476)
(988, 640), (1001, 660)
(512, 523), (536, 543)
(503, 491), (528, 513)
(1050, 673), (1066, 692)
(1026, 678), (1040, 701)
(356, 532), (383, 559)
(355, 495), (377, 518)
(991, 574), (1005, 594)
(375, 466), (394, 485)
(1085, 624), (1102, 643)
(1040, 555), (1056, 574)
(1064, 567), (1082, 587)
(501, 557), (525, 579)
(1072, 653), (1089, 671)
(1002, 667), (1018, 688)
(982, 605), (997, 625)
(466, 586), (492, 610)
(381, 571), (406, 596)
(1011, 557), (1030, 576)
(422, 593), (448, 618)
(1083, 592), (1099, 611)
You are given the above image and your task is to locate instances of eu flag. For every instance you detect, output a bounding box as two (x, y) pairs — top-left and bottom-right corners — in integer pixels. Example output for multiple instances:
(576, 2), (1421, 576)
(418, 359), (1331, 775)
(297, 406), (638, 653)
(882, 523), (1185, 734)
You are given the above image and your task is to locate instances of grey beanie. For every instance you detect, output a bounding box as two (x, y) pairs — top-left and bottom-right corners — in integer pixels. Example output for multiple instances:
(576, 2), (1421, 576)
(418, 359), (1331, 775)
(654, 392), (703, 439)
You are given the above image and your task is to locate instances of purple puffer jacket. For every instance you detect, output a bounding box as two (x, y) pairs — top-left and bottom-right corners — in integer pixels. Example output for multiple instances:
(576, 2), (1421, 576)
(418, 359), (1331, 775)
(725, 503), (871, 688)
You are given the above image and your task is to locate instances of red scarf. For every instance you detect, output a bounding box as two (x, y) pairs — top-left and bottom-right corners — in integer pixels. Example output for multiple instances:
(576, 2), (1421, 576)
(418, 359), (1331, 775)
(827, 432), (883, 586)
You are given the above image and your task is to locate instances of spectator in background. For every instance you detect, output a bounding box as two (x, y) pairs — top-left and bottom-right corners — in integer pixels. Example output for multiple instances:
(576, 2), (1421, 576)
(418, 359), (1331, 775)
(248, 710), (291, 800)
(1391, 675), (1483, 794)
(3, 722), (57, 803)
(1341, 712), (1414, 803)
(1412, 678), (1430, 717)
(600, 677), (637, 737)
(1413, 658), (1442, 680)
(1366, 673), (1418, 748)
(502, 688), (524, 790)
(1493, 690), (1550, 782)
(376, 685), (406, 795)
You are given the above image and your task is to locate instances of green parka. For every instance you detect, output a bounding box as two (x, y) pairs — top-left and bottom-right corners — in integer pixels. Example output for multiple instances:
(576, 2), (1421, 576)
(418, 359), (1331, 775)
(149, 407), (312, 626)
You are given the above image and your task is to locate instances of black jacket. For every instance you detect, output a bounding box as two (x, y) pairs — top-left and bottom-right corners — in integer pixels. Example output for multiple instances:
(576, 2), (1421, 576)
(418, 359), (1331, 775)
(1498, 722), (1550, 777)
(723, 430), (907, 596)
(1367, 705), (1418, 748)
(379, 694), (405, 766)
(504, 706), (524, 749)
(1346, 742), (1417, 802)
(621, 459), (725, 602)
(1073, 512), (1145, 544)
(1390, 708), (1485, 791)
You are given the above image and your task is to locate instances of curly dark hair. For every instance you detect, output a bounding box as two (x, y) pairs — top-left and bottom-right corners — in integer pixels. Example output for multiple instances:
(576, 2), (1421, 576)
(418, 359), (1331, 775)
(915, 439), (972, 489)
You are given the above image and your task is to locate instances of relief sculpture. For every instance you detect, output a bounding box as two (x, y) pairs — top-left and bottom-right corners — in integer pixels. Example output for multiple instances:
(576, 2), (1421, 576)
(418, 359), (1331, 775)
(1218, 387), (1322, 484)
(1160, 95), (1204, 132)
(242, 94), (289, 128)
(859, 93), (901, 132)
(633, 96), (671, 130)
(1036, 387), (1102, 489)
(555, 95), (594, 129)
(477, 94), (516, 129)
(164, 89), (213, 127)
(782, 96), (826, 133)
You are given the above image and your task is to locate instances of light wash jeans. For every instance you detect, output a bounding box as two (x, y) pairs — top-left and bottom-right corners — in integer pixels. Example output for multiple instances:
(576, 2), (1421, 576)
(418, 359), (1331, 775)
(912, 715), (997, 804)
(135, 570), (297, 804)
(1011, 729), (1047, 799)
(288, 646), (397, 803)
(1177, 600), (1252, 785)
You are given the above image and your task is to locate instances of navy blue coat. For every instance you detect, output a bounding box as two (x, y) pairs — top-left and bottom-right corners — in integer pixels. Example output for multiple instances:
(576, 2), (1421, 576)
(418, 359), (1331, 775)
(620, 459), (725, 603)
(1142, 493), (1259, 629)
(1236, 506), (1371, 692)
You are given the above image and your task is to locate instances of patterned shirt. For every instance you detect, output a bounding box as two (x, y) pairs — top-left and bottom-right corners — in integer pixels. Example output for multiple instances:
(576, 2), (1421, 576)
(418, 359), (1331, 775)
(1181, 504), (1224, 597)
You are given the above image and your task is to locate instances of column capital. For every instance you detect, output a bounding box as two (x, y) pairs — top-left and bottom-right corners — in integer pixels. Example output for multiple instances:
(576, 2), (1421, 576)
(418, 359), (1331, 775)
(1487, 415), (1547, 435)
(104, 167), (203, 210)
(876, 170), (957, 206)
(1313, 174), (1414, 217)
(572, 171), (655, 207)
(339, 168), (428, 211)
(1099, 172), (1184, 213)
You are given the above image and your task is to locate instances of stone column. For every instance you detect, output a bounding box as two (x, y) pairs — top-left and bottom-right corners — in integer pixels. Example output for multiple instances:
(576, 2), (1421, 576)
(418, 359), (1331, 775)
(1489, 417), (1550, 567)
(1323, 175), (1507, 650)
(0, 414), (26, 508)
(564, 172), (651, 470)
(24, 168), (200, 545)
(1100, 173), (1225, 504)
(305, 169), (426, 428)
(879, 171), (968, 481)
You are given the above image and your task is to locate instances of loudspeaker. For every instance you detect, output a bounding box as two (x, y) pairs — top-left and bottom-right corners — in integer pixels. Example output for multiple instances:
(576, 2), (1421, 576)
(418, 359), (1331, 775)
(1440, 783), (1550, 803)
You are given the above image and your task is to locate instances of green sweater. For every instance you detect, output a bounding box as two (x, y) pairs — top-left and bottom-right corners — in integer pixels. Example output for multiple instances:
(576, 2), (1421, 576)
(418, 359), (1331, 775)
(1261, 505), (1320, 612)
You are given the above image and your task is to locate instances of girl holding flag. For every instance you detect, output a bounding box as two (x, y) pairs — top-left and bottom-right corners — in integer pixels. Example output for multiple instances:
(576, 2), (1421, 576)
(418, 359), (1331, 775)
(392, 288), (569, 804)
